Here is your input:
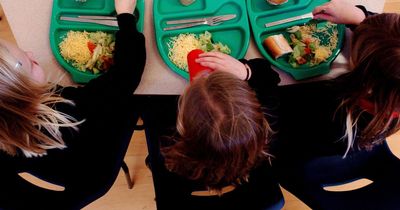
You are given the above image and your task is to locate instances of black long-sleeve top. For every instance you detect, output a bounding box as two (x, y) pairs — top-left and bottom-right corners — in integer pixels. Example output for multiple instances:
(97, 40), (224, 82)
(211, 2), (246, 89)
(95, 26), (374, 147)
(245, 5), (377, 165)
(141, 59), (283, 210)
(0, 13), (145, 210)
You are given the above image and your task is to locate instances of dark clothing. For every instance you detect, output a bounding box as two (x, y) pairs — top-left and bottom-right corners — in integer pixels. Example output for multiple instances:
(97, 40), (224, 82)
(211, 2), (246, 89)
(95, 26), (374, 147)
(267, 59), (400, 210)
(275, 80), (349, 162)
(247, 50), (369, 164)
(248, 7), (400, 209)
(246, 58), (281, 132)
(272, 5), (377, 164)
(141, 95), (283, 210)
(243, 57), (349, 162)
(0, 14), (145, 210)
(250, 8), (400, 210)
(140, 58), (283, 210)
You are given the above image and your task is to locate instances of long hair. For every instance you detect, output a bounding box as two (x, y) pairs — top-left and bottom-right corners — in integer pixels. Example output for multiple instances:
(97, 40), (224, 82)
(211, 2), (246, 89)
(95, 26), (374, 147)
(162, 71), (272, 192)
(339, 13), (400, 156)
(0, 42), (82, 157)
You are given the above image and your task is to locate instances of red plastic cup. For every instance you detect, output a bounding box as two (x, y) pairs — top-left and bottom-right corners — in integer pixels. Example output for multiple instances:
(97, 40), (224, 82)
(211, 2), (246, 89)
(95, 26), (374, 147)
(187, 49), (213, 81)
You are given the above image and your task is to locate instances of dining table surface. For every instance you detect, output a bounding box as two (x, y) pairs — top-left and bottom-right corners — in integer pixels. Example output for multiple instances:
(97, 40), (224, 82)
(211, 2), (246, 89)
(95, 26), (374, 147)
(0, 0), (385, 95)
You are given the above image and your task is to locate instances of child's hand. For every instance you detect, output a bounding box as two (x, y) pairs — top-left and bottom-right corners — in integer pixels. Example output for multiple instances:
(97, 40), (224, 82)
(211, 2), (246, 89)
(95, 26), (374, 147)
(115, 0), (136, 15)
(313, 0), (366, 25)
(196, 52), (249, 80)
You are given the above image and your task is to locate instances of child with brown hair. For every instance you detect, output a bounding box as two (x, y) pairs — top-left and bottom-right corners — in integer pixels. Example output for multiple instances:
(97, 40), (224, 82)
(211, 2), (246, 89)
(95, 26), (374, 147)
(142, 54), (282, 209)
(315, 1), (400, 154)
(274, 0), (400, 164)
(164, 71), (271, 191)
(263, 0), (400, 208)
(195, 1), (400, 208)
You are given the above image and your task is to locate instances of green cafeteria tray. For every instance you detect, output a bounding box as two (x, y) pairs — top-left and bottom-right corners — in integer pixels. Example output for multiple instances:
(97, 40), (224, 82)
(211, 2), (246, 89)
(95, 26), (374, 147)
(153, 0), (251, 80)
(49, 0), (144, 83)
(247, 0), (345, 80)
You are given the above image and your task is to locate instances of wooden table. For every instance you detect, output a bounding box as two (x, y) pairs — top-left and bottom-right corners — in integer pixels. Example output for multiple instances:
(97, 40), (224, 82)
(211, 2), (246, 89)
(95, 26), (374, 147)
(0, 0), (385, 94)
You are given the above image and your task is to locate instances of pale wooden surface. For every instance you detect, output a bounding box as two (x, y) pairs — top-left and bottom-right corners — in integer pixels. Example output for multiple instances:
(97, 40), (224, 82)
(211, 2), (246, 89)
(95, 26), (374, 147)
(1, 2), (399, 210)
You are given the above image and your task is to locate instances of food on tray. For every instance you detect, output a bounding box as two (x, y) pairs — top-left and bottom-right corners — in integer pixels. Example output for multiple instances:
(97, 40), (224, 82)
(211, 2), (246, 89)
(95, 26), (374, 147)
(286, 21), (339, 67)
(263, 34), (293, 59)
(59, 31), (115, 74)
(168, 31), (231, 71)
(266, 0), (288, 5)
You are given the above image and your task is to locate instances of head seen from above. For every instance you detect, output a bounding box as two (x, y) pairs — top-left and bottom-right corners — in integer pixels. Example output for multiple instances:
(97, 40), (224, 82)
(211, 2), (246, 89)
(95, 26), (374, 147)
(163, 71), (271, 192)
(0, 40), (80, 157)
(341, 13), (400, 154)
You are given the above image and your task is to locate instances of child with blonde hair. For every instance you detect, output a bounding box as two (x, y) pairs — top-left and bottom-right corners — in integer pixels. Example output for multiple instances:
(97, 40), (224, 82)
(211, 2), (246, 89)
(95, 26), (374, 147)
(0, 0), (145, 209)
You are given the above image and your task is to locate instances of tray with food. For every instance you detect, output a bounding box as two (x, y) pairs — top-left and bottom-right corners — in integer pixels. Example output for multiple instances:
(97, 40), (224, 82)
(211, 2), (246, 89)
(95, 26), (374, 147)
(49, 0), (145, 83)
(247, 0), (345, 80)
(153, 0), (250, 80)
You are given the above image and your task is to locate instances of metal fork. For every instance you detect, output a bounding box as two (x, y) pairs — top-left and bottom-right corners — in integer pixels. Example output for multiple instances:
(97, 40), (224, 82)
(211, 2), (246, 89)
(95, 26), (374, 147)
(163, 16), (226, 31)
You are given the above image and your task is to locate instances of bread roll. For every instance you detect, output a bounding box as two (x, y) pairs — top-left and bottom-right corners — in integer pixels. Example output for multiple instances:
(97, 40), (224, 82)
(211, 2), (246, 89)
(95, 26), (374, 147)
(263, 34), (293, 59)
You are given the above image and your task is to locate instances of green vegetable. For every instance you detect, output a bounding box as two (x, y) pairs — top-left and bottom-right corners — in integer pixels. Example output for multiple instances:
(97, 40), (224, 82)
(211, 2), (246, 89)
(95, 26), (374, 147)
(85, 31), (114, 73)
(309, 42), (316, 51)
(92, 67), (99, 74)
(288, 56), (298, 68)
(292, 45), (304, 58)
(214, 43), (231, 54)
(198, 31), (231, 55)
(294, 30), (302, 40)
(286, 20), (338, 67)
(206, 42), (214, 51)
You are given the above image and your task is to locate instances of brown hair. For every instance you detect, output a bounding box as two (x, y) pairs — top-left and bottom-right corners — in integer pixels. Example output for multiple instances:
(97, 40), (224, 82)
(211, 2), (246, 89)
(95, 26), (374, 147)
(0, 41), (82, 157)
(162, 71), (271, 192)
(339, 13), (400, 155)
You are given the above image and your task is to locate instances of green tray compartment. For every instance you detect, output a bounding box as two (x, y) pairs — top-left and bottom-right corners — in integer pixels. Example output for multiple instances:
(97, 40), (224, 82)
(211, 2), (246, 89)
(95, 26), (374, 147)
(58, 0), (107, 10)
(154, 0), (251, 80)
(49, 0), (145, 83)
(247, 0), (346, 80)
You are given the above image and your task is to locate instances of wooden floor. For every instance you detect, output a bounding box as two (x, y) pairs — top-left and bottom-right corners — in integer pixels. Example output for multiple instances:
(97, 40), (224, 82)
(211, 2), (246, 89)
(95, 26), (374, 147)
(1, 1), (399, 210)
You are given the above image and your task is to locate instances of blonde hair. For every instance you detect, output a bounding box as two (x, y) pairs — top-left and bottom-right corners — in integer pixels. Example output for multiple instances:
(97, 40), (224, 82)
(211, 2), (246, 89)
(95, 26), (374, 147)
(0, 42), (82, 157)
(340, 13), (400, 156)
(162, 71), (272, 192)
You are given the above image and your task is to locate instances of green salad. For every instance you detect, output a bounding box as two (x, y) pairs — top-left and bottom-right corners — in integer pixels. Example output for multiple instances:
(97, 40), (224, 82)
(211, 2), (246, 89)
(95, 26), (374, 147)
(198, 31), (231, 54)
(286, 21), (338, 68)
(59, 31), (115, 74)
(168, 31), (231, 71)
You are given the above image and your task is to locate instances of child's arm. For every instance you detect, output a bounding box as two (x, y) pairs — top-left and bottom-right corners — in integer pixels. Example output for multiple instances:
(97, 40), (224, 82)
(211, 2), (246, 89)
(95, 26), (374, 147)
(195, 52), (280, 92)
(313, 0), (368, 25)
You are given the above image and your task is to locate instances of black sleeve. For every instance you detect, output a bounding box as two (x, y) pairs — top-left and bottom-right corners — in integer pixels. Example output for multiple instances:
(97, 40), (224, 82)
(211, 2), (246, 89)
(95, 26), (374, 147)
(346, 5), (377, 31)
(240, 58), (280, 92)
(62, 13), (146, 111)
(240, 58), (281, 131)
